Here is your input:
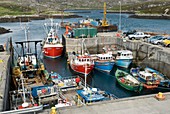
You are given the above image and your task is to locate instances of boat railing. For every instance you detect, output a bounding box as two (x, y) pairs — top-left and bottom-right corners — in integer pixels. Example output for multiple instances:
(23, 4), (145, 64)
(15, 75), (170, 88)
(0, 105), (43, 114)
(61, 75), (79, 80)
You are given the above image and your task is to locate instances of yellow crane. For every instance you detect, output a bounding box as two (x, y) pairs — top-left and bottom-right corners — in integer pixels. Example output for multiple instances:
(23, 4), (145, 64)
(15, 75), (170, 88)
(102, 2), (109, 26)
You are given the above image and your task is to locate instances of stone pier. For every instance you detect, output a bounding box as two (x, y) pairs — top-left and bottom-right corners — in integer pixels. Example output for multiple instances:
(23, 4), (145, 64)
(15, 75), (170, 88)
(62, 32), (170, 77)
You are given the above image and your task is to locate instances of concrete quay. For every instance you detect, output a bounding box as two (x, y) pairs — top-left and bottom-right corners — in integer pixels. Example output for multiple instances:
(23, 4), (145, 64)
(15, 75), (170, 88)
(57, 92), (170, 114)
(37, 92), (170, 114)
(0, 51), (10, 111)
(62, 32), (170, 77)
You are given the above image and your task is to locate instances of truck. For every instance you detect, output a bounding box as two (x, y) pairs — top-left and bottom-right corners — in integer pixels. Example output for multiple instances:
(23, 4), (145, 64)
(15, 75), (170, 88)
(128, 32), (151, 40)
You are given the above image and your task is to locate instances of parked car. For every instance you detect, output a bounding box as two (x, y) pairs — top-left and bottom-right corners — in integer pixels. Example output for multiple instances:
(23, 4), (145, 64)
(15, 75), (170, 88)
(150, 36), (167, 45)
(128, 32), (151, 40)
(123, 30), (136, 37)
(147, 35), (163, 43)
(162, 37), (170, 47)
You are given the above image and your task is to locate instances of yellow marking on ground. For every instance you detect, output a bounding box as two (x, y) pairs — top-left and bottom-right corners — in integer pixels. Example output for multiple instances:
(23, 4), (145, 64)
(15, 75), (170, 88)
(0, 60), (3, 63)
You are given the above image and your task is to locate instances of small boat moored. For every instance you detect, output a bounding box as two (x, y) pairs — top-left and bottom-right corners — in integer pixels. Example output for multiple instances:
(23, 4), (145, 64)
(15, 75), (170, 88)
(76, 87), (115, 104)
(145, 67), (170, 87)
(115, 69), (143, 92)
(138, 71), (160, 89)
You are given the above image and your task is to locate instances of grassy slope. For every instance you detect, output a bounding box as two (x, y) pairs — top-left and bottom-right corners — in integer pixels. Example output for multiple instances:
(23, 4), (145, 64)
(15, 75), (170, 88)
(0, 3), (35, 16)
(0, 0), (169, 16)
(111, 0), (170, 14)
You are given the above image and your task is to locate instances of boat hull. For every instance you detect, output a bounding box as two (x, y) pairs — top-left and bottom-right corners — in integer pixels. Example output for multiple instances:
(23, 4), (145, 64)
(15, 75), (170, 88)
(115, 59), (132, 68)
(145, 67), (170, 87)
(70, 63), (94, 75)
(137, 77), (159, 89)
(43, 46), (63, 58)
(117, 80), (143, 92)
(94, 61), (114, 72)
(115, 69), (143, 92)
(76, 89), (105, 102)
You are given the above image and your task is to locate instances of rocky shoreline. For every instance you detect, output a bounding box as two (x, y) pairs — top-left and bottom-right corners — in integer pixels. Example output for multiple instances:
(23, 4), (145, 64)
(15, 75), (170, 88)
(0, 14), (82, 34)
(0, 14), (82, 23)
(129, 14), (170, 20)
(0, 27), (12, 34)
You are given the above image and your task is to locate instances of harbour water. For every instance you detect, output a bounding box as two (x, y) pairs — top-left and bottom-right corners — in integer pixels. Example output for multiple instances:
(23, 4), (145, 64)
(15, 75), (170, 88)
(0, 10), (170, 98)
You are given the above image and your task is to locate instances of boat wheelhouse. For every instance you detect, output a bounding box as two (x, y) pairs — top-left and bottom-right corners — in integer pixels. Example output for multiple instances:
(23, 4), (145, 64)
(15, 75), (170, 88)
(115, 50), (133, 68)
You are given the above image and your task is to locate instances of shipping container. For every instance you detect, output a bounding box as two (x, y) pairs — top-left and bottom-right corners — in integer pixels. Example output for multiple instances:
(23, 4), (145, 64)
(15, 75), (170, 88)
(73, 27), (97, 38)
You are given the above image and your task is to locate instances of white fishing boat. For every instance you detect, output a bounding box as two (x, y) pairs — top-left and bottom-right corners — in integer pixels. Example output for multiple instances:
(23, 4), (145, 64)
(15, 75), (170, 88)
(115, 50), (133, 68)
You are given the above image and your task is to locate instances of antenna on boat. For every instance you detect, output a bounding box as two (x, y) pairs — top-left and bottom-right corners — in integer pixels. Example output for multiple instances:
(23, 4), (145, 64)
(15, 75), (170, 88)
(20, 21), (30, 53)
(119, 1), (122, 31)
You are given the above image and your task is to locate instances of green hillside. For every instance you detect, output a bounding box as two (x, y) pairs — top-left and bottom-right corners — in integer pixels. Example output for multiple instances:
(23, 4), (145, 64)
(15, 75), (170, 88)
(111, 0), (170, 14)
(0, 0), (169, 16)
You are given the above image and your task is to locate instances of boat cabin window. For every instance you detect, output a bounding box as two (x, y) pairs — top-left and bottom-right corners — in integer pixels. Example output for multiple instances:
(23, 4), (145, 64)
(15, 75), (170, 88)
(141, 74), (145, 78)
(117, 52), (121, 56)
(146, 76), (152, 80)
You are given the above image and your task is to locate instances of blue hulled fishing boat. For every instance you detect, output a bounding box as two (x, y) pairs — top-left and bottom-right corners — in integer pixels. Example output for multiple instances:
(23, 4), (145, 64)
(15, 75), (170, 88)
(115, 50), (133, 68)
(92, 51), (115, 72)
(145, 67), (170, 87)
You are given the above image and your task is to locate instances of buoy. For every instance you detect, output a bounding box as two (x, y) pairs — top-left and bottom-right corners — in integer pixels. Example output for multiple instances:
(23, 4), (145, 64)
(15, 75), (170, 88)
(50, 107), (57, 114)
(155, 92), (165, 101)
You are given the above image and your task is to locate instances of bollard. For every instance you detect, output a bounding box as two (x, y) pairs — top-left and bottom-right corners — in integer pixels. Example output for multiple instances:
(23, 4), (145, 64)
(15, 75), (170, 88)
(155, 92), (165, 101)
(50, 107), (57, 114)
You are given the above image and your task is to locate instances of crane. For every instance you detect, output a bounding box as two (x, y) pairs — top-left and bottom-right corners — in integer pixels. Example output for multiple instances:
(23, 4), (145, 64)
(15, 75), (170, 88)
(102, 2), (109, 27)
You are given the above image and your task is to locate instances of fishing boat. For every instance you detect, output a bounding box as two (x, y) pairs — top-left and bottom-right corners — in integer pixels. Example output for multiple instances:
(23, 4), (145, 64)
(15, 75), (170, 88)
(77, 2), (118, 32)
(43, 19), (63, 58)
(76, 87), (113, 103)
(76, 65), (116, 103)
(9, 73), (43, 112)
(10, 40), (49, 112)
(49, 72), (82, 89)
(138, 71), (160, 89)
(91, 51), (115, 72)
(115, 50), (133, 68)
(68, 39), (94, 75)
(10, 24), (65, 109)
(145, 67), (170, 87)
(115, 69), (143, 92)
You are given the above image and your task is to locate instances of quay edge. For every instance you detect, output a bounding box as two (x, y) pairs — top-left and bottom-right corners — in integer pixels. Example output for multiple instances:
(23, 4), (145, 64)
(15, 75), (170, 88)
(62, 32), (170, 77)
(0, 51), (10, 111)
(57, 92), (170, 114)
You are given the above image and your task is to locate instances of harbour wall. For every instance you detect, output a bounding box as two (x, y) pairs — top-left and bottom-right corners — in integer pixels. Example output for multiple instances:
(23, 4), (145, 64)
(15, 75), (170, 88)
(0, 52), (10, 111)
(62, 32), (170, 77)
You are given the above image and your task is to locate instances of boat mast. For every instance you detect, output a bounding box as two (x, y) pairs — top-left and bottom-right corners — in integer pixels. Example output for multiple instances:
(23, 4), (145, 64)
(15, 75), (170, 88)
(81, 39), (84, 55)
(85, 64), (87, 89)
(20, 74), (29, 108)
(119, 1), (122, 31)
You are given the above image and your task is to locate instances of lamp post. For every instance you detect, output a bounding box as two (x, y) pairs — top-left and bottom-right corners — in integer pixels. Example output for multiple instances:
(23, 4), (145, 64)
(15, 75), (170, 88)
(119, 1), (121, 31)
